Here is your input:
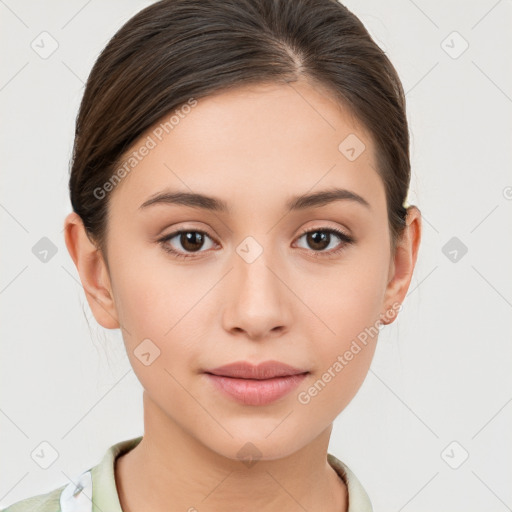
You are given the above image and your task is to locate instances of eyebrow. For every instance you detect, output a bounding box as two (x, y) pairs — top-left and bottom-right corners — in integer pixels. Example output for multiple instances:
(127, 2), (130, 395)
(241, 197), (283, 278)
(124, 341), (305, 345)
(138, 187), (371, 213)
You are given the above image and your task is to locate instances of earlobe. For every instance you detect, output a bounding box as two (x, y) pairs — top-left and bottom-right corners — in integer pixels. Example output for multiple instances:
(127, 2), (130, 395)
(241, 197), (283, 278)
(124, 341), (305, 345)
(380, 206), (422, 325)
(63, 212), (120, 330)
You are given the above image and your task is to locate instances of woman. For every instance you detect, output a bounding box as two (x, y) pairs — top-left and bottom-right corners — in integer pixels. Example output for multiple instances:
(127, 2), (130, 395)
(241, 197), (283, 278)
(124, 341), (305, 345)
(4, 0), (421, 510)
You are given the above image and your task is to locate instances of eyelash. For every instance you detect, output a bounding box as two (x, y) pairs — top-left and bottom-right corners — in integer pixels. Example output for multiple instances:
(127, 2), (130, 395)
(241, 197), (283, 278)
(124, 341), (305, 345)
(157, 227), (354, 260)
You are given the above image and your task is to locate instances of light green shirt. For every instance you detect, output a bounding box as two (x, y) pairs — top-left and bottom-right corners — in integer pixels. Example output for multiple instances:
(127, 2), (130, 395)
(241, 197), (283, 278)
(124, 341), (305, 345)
(2, 436), (372, 511)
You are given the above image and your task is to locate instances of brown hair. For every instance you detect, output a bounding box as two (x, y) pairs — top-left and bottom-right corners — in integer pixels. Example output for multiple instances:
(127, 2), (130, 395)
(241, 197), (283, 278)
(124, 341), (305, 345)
(69, 0), (411, 259)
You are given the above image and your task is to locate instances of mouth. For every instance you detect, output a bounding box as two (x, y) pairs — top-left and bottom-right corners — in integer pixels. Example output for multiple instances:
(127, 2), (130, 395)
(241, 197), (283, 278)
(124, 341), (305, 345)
(203, 360), (309, 380)
(203, 360), (310, 406)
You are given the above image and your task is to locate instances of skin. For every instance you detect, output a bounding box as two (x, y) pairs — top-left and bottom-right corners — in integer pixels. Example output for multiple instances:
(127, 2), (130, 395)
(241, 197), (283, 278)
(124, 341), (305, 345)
(64, 79), (421, 512)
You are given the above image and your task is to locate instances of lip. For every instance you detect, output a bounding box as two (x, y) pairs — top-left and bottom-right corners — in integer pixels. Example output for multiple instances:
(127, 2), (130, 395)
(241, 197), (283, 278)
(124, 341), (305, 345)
(204, 360), (309, 379)
(205, 373), (309, 406)
(203, 360), (309, 406)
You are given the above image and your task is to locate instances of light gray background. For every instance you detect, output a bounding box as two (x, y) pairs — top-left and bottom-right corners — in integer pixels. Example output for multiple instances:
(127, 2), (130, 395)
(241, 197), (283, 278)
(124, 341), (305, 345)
(1, 1), (511, 510)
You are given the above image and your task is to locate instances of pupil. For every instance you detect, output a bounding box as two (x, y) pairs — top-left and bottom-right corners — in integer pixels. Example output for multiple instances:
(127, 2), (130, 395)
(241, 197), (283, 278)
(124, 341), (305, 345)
(308, 231), (329, 250)
(182, 232), (203, 252)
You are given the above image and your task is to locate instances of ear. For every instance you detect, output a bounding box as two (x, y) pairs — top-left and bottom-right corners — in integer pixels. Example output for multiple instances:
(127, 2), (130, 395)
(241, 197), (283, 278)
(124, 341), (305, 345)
(380, 206), (422, 325)
(63, 212), (120, 329)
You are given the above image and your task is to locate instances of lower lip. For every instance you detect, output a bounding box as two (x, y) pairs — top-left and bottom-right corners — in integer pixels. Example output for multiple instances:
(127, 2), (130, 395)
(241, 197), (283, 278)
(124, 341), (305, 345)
(205, 373), (308, 406)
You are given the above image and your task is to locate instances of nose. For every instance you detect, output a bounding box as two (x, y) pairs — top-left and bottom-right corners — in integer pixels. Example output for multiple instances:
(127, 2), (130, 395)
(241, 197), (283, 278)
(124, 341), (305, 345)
(221, 245), (292, 341)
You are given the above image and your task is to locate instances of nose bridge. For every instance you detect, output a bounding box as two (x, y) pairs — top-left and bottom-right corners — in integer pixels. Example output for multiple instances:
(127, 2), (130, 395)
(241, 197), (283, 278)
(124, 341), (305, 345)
(222, 234), (290, 337)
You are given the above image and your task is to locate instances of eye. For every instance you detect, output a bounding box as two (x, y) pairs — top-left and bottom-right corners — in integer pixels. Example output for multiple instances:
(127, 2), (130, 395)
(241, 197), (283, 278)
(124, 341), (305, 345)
(294, 227), (354, 257)
(158, 226), (354, 261)
(158, 230), (217, 259)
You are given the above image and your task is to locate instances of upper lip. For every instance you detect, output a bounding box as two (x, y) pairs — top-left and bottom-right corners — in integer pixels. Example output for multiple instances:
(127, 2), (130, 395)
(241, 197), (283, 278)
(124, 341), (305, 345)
(204, 360), (309, 380)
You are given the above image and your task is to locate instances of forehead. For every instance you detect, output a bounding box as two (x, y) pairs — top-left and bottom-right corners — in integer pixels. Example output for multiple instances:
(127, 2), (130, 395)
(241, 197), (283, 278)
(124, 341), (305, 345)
(108, 80), (386, 217)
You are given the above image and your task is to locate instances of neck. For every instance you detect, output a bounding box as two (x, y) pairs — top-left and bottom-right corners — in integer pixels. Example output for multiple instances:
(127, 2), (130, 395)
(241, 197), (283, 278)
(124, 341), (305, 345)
(115, 393), (348, 512)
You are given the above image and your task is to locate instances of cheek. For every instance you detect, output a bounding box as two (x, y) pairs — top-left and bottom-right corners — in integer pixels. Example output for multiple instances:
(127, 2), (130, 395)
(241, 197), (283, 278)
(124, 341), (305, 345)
(108, 247), (210, 380)
(300, 292), (380, 418)
(298, 246), (388, 411)
(110, 242), (206, 335)
(305, 246), (388, 343)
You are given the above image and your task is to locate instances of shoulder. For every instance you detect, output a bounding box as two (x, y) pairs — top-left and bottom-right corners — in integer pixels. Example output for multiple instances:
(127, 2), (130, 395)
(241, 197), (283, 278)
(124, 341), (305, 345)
(1, 484), (66, 512)
(328, 453), (373, 512)
(2, 436), (143, 512)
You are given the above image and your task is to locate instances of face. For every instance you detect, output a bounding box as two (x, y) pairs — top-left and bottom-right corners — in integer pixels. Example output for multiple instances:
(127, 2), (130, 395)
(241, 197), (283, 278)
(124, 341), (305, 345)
(70, 80), (411, 461)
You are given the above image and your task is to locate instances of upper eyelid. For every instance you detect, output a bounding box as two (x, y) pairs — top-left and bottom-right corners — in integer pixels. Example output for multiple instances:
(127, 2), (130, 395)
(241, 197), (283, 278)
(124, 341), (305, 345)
(162, 228), (218, 243)
(162, 225), (349, 239)
(161, 226), (351, 250)
(298, 226), (349, 236)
